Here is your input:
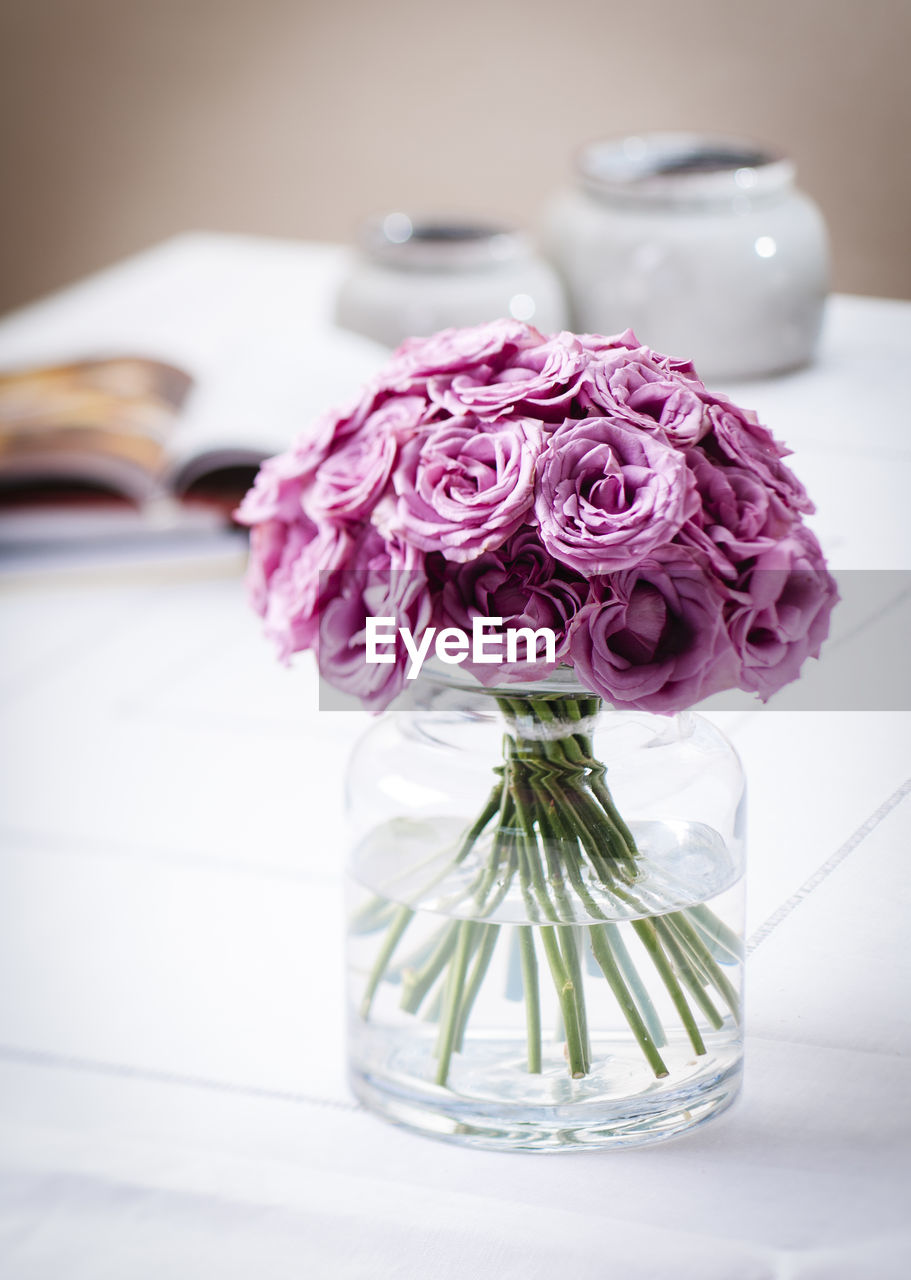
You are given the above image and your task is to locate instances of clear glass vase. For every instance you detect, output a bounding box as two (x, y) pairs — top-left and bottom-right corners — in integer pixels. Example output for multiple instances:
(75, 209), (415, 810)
(345, 669), (746, 1151)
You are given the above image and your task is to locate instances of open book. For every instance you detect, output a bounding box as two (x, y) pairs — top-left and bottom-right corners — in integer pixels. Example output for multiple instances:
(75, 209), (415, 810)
(0, 356), (199, 502)
(0, 233), (389, 549)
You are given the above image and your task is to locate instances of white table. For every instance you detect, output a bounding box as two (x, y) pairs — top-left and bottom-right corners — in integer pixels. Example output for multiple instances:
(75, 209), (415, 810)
(1, 235), (910, 1278)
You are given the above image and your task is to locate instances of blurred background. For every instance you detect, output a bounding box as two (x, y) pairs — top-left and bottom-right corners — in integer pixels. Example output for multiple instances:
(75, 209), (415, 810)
(1, 0), (910, 313)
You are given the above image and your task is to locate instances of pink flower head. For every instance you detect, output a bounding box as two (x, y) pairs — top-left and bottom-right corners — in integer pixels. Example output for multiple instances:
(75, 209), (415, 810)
(239, 320), (834, 714)
(436, 528), (588, 684)
(575, 329), (644, 358)
(234, 433), (325, 526)
(250, 516), (352, 663)
(569, 549), (739, 715)
(535, 416), (698, 574)
(580, 350), (713, 448)
(233, 387), (393, 526)
(378, 413), (543, 562)
(726, 526), (838, 700)
(383, 318), (543, 390)
(705, 402), (813, 515)
(317, 527), (432, 712)
(676, 446), (798, 579)
(427, 332), (587, 423)
(309, 396), (426, 522)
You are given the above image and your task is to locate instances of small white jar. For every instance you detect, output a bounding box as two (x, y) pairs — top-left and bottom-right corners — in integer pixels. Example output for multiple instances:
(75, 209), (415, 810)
(335, 213), (568, 349)
(541, 134), (829, 380)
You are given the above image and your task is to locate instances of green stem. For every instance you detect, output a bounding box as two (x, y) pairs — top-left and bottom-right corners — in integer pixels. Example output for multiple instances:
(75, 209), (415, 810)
(689, 903), (744, 963)
(517, 926), (542, 1073)
(552, 782), (647, 914)
(601, 921), (667, 1048)
(567, 780), (639, 877)
(514, 828), (542, 925)
(537, 794), (608, 922)
(422, 983), (444, 1024)
(478, 844), (518, 918)
(435, 921), (477, 1085)
(471, 794), (514, 912)
(395, 921), (452, 978)
(654, 917), (724, 1031)
(526, 776), (574, 918)
(349, 896), (399, 936)
(632, 918), (707, 1056)
(400, 920), (461, 1014)
(509, 752), (560, 923)
(538, 925), (587, 1077)
(558, 925), (591, 1074)
(589, 772), (639, 856)
(510, 773), (591, 1075)
(360, 904), (414, 1019)
(589, 925), (669, 1078)
(454, 783), (504, 864)
(454, 924), (500, 1052)
(664, 911), (741, 1024)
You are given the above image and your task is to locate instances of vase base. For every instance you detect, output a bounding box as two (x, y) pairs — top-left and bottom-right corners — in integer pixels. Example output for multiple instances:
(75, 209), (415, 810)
(349, 1059), (742, 1152)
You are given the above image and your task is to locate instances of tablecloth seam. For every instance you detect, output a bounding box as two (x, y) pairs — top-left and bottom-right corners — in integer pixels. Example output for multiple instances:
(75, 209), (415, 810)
(0, 823), (337, 886)
(746, 776), (911, 953)
(0, 1043), (361, 1114)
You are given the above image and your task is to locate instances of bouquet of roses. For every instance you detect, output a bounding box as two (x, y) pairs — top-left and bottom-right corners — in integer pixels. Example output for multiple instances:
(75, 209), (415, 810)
(238, 320), (837, 1090)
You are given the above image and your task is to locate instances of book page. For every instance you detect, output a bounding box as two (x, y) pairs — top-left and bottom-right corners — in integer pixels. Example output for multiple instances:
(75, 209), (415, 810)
(0, 357), (193, 502)
(0, 232), (390, 510)
(167, 324), (391, 492)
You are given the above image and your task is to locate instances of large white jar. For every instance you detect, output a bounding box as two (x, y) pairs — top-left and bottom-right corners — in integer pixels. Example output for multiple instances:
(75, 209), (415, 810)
(541, 133), (829, 380)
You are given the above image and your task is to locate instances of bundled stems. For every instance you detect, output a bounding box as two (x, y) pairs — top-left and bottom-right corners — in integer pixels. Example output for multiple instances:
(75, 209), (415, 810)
(357, 694), (741, 1087)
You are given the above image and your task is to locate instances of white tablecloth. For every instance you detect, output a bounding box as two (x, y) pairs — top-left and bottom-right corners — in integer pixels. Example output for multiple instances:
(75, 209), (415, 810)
(1, 235), (909, 1278)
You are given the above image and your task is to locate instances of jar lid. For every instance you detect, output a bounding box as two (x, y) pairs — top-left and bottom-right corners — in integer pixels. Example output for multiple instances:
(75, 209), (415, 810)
(577, 133), (794, 206)
(358, 214), (530, 273)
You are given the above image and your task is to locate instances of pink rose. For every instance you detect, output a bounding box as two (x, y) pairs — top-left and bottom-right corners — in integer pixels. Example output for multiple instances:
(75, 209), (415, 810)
(535, 416), (698, 574)
(435, 528), (588, 684)
(726, 526), (838, 700)
(576, 329), (643, 358)
(310, 396), (427, 522)
(427, 332), (586, 422)
(234, 434), (325, 526)
(234, 387), (393, 526)
(676, 447), (798, 578)
(246, 515), (352, 663)
(705, 402), (813, 515)
(569, 549), (738, 715)
(579, 350), (713, 448)
(377, 413), (542, 562)
(317, 527), (432, 712)
(244, 519), (287, 617)
(382, 318), (542, 390)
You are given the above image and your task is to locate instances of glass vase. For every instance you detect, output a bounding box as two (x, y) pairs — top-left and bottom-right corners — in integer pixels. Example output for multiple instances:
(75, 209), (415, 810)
(345, 669), (746, 1152)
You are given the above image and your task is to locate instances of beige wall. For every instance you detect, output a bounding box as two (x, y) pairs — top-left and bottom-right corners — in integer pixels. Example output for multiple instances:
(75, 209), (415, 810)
(1, 0), (909, 313)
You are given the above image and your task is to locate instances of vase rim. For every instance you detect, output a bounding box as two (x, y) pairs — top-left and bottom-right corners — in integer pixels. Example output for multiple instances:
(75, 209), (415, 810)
(411, 658), (598, 699)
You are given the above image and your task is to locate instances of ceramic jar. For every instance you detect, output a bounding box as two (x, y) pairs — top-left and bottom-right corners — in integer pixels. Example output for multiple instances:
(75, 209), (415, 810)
(335, 214), (568, 349)
(541, 133), (829, 380)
